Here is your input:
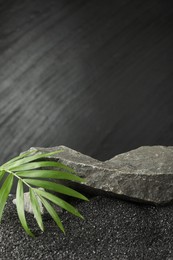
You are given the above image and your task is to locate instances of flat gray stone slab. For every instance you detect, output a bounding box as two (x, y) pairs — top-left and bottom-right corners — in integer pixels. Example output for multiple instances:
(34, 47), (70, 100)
(24, 145), (173, 205)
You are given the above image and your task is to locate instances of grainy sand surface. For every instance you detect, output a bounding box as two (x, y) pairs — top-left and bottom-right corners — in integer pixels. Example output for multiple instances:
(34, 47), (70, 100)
(0, 195), (173, 260)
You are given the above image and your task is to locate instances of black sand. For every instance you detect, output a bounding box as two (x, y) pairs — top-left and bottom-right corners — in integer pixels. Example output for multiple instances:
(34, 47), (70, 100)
(0, 195), (173, 260)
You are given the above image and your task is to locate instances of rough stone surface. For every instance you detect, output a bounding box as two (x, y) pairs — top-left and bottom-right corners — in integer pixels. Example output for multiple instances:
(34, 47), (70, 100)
(22, 145), (173, 206)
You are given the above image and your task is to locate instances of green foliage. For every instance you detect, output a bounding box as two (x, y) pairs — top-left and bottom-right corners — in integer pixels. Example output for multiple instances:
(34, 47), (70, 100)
(0, 149), (88, 237)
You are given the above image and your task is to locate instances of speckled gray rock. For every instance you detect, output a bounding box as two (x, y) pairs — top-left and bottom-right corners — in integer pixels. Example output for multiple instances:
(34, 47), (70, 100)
(16, 145), (173, 206)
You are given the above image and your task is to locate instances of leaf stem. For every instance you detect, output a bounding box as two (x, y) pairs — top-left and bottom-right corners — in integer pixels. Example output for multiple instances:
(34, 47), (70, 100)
(4, 169), (32, 189)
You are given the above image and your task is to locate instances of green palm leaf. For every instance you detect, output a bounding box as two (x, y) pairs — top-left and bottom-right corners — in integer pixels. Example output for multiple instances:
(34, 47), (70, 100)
(34, 189), (84, 219)
(16, 170), (84, 183)
(0, 174), (13, 222)
(16, 180), (34, 237)
(0, 149), (88, 237)
(0, 170), (5, 182)
(10, 161), (75, 173)
(39, 196), (65, 233)
(23, 179), (88, 201)
(2, 150), (36, 168)
(5, 150), (63, 170)
(29, 188), (44, 231)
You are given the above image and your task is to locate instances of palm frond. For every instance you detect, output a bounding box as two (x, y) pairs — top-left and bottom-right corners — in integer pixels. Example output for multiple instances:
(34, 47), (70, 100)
(0, 170), (5, 182)
(0, 149), (88, 236)
(29, 188), (44, 232)
(0, 174), (14, 222)
(34, 189), (84, 219)
(16, 180), (34, 237)
(16, 169), (85, 182)
(5, 150), (64, 170)
(2, 150), (36, 168)
(10, 161), (75, 173)
(23, 179), (88, 201)
(39, 196), (65, 233)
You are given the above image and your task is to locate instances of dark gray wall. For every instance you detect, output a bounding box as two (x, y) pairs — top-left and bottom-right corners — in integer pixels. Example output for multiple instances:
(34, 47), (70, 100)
(0, 0), (173, 167)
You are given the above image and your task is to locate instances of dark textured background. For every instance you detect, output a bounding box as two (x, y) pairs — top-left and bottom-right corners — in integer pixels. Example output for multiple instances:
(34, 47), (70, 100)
(0, 1), (173, 259)
(0, 0), (173, 164)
